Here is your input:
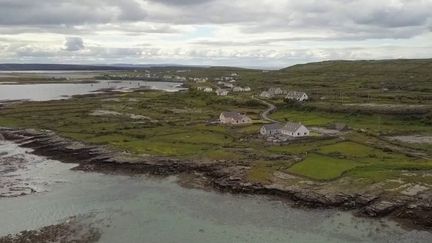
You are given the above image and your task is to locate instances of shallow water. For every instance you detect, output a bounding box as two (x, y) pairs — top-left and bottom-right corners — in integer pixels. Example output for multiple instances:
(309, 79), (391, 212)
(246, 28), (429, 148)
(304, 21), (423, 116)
(0, 141), (431, 243)
(0, 80), (183, 102)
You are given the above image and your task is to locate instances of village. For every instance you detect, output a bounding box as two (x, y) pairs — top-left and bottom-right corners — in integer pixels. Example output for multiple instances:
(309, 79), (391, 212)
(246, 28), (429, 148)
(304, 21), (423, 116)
(189, 72), (317, 143)
(102, 69), (316, 142)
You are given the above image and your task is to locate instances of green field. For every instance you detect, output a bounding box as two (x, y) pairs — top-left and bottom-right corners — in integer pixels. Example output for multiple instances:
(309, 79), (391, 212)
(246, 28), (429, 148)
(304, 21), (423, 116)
(288, 153), (360, 180)
(1, 59), (432, 196)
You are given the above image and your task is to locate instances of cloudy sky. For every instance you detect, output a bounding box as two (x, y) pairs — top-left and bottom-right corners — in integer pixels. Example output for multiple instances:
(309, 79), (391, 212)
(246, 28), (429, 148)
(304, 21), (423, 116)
(0, 0), (431, 68)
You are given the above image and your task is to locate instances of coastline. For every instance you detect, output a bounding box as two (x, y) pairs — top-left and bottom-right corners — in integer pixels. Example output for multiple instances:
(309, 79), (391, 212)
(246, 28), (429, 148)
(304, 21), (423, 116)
(1, 127), (431, 231)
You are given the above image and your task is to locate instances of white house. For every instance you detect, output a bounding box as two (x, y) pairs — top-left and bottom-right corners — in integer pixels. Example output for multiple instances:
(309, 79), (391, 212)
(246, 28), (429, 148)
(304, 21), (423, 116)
(260, 122), (309, 137)
(216, 89), (229, 96)
(219, 112), (252, 125)
(233, 86), (252, 92)
(285, 91), (309, 102)
(260, 91), (274, 98)
(204, 87), (213, 93)
(193, 77), (208, 83)
(223, 83), (234, 88)
(233, 87), (243, 92)
(269, 87), (285, 95)
(197, 87), (213, 92)
(280, 122), (310, 137)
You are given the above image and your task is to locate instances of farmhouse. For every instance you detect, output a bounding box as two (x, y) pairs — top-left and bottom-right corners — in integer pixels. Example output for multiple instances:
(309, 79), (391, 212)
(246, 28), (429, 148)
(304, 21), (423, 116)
(260, 91), (273, 98)
(197, 87), (213, 92)
(233, 86), (251, 92)
(285, 91), (309, 102)
(192, 77), (208, 83)
(219, 112), (252, 125)
(280, 122), (310, 137)
(260, 122), (310, 137)
(216, 89), (229, 96)
(260, 123), (284, 136)
(223, 83), (234, 88)
(269, 87), (285, 95)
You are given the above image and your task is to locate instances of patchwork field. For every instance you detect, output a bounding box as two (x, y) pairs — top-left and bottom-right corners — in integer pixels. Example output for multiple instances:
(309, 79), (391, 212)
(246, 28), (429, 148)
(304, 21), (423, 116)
(1, 59), (432, 198)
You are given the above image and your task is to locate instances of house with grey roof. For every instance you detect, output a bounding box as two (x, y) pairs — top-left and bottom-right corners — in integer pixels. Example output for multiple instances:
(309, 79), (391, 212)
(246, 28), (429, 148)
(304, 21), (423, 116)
(285, 91), (309, 102)
(260, 91), (274, 98)
(280, 122), (310, 137)
(260, 122), (310, 137)
(269, 87), (285, 95)
(216, 89), (229, 96)
(260, 123), (284, 136)
(197, 86), (213, 92)
(233, 86), (252, 92)
(219, 112), (252, 125)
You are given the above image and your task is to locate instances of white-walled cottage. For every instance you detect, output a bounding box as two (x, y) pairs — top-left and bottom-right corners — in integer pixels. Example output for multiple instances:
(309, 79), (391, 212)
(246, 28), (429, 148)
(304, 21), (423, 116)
(285, 91), (309, 102)
(269, 87), (285, 95)
(216, 89), (229, 96)
(280, 122), (310, 137)
(220, 112), (252, 125)
(260, 122), (310, 137)
(260, 91), (273, 98)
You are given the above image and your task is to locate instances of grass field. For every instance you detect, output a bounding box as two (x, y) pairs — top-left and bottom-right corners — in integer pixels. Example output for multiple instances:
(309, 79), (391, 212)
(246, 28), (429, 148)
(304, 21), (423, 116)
(288, 153), (360, 180)
(1, 59), (432, 194)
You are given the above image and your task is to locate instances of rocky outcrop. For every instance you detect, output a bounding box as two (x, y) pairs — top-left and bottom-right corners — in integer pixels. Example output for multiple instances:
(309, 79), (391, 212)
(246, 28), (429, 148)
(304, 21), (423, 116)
(1, 127), (431, 230)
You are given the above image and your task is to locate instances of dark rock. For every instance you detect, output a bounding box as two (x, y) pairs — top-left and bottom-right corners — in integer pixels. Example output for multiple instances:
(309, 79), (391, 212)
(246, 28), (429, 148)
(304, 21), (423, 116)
(363, 200), (404, 217)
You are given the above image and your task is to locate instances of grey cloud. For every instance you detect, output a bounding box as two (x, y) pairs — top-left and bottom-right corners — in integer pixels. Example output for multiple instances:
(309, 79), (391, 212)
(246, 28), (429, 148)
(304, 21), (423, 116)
(64, 37), (85, 51)
(0, 0), (146, 26)
(1, 0), (431, 40)
(148, 0), (214, 6)
(1, 0), (432, 66)
(352, 2), (432, 28)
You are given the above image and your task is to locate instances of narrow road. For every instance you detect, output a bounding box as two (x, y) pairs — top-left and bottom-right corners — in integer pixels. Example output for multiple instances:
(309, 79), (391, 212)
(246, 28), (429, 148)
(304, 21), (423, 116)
(253, 97), (279, 123)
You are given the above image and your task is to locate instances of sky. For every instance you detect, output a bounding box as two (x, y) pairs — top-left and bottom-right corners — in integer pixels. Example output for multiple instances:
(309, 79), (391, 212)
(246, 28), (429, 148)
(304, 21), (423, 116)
(0, 0), (431, 68)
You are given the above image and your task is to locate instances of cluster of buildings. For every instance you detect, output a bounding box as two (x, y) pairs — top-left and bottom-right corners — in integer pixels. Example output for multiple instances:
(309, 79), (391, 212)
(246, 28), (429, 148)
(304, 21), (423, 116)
(260, 88), (309, 102)
(219, 112), (252, 125)
(218, 111), (310, 140)
(260, 87), (285, 98)
(196, 86), (214, 93)
(214, 72), (239, 83)
(190, 77), (209, 83)
(161, 74), (188, 82)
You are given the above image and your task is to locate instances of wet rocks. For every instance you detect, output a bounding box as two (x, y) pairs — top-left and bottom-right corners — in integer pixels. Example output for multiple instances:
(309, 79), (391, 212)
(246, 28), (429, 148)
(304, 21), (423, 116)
(362, 200), (405, 217)
(0, 215), (101, 243)
(1, 127), (432, 230)
(398, 203), (432, 227)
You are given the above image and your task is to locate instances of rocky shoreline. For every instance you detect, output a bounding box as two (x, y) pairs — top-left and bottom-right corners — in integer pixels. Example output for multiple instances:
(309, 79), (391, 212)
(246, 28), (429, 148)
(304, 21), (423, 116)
(1, 127), (432, 230)
(0, 214), (101, 243)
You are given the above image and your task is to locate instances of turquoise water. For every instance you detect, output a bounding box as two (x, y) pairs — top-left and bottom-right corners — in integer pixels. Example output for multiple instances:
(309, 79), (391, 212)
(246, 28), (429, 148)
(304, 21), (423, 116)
(0, 142), (431, 243)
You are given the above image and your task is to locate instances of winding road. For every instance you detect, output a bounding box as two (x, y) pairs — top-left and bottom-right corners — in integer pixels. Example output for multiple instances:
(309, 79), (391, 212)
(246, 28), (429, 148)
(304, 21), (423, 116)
(253, 97), (279, 123)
